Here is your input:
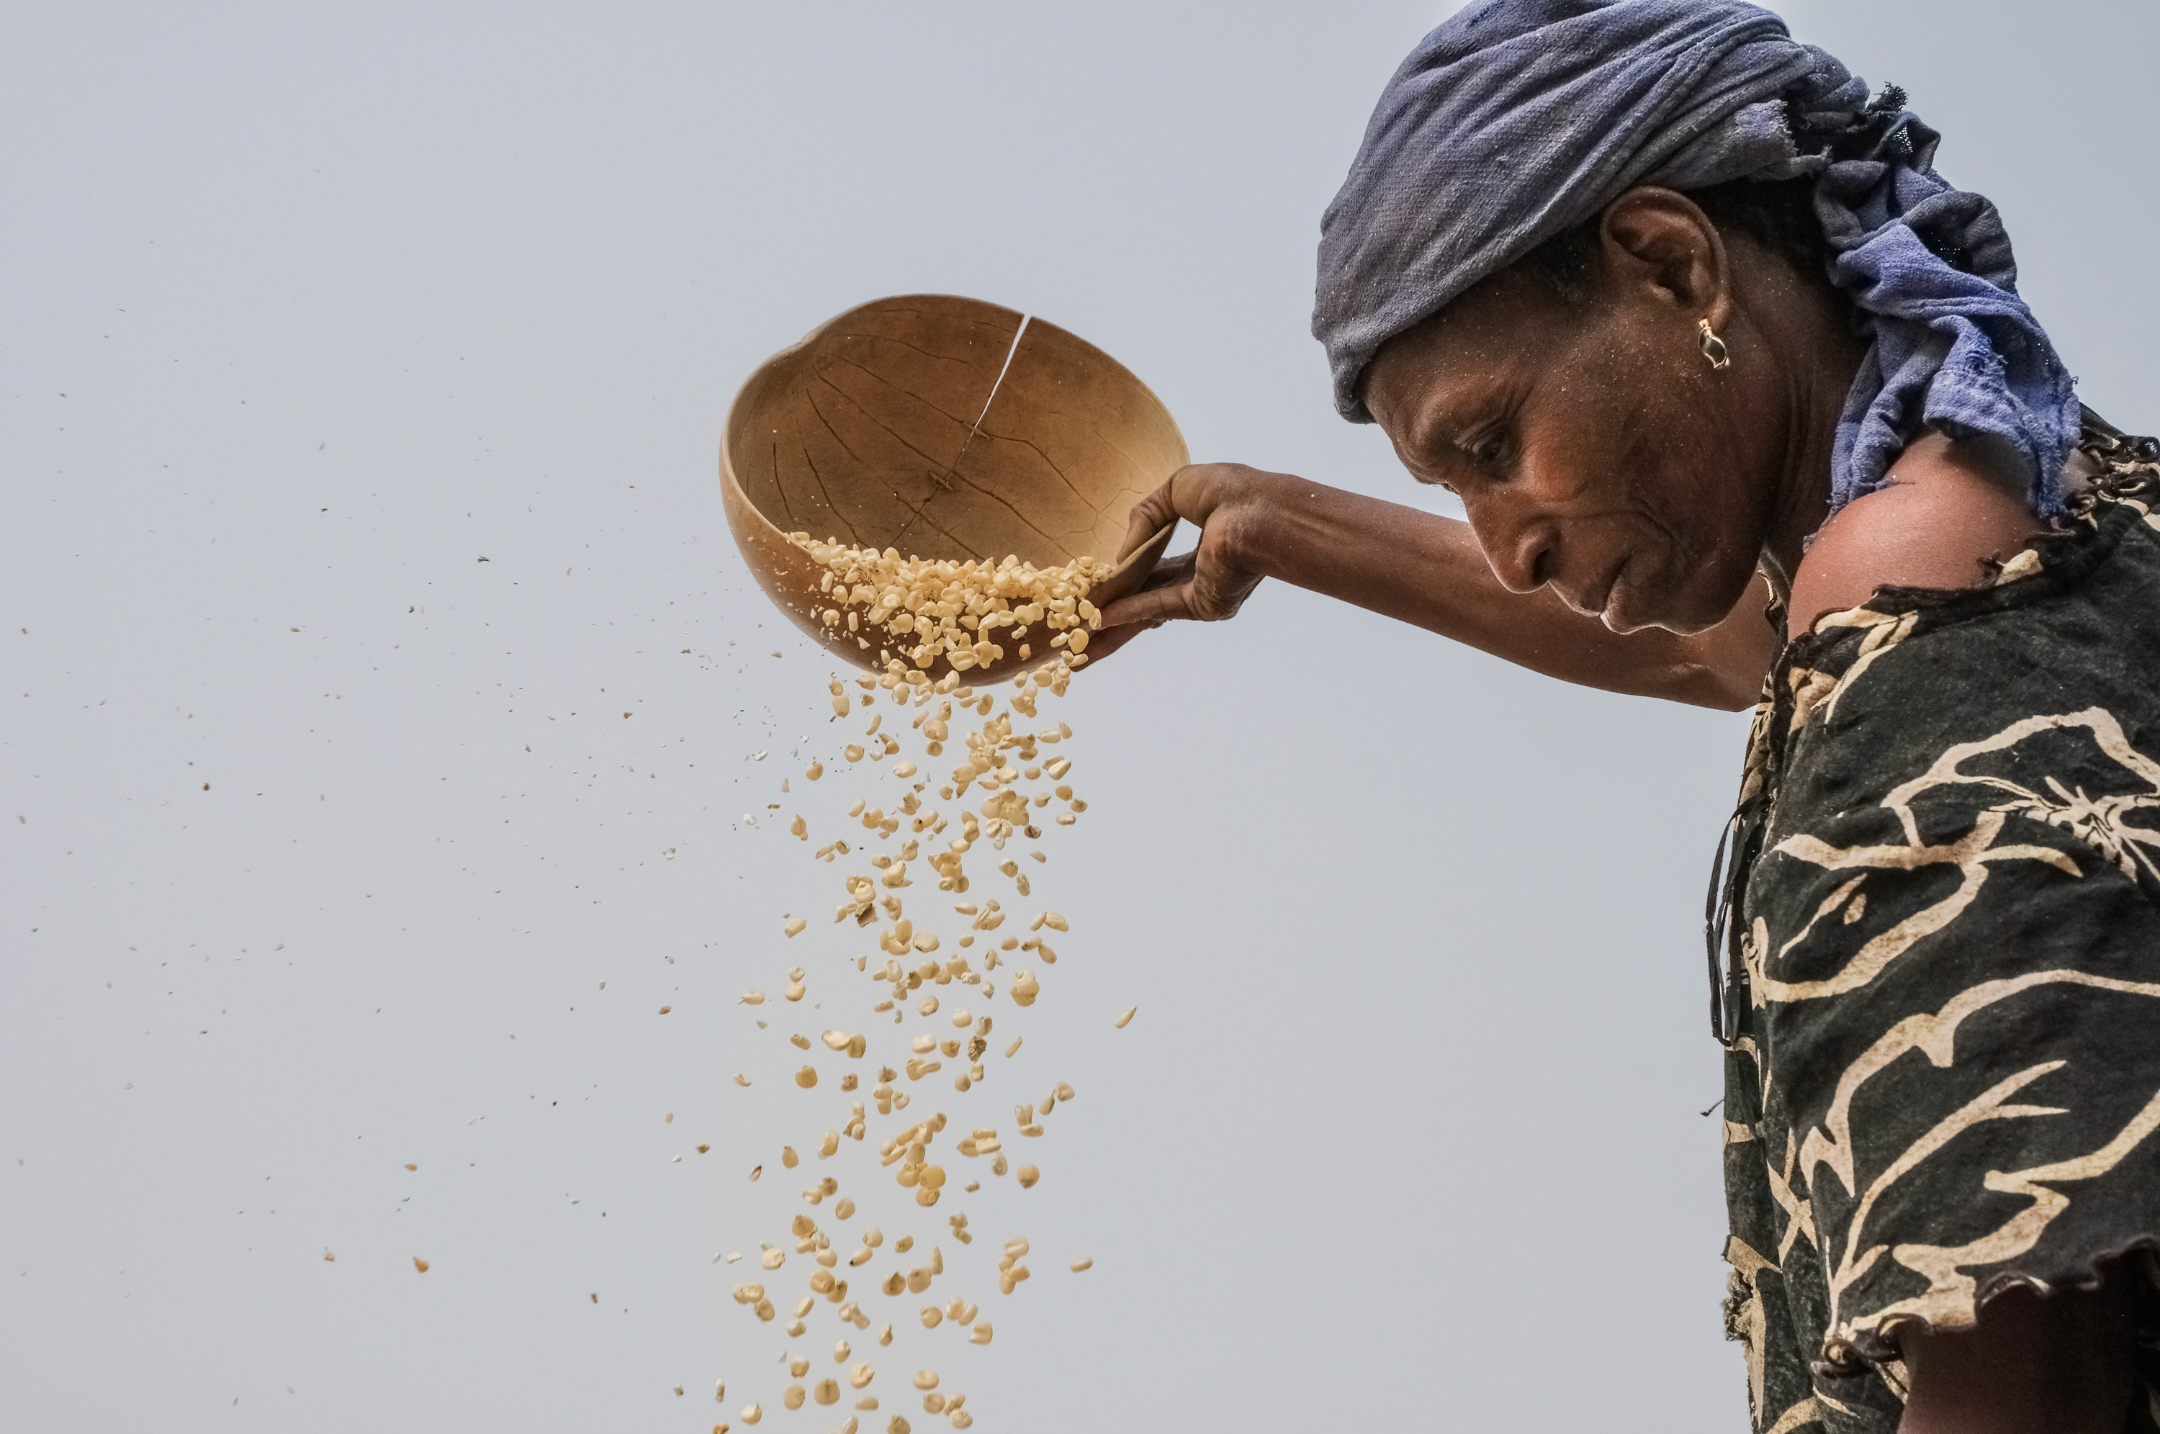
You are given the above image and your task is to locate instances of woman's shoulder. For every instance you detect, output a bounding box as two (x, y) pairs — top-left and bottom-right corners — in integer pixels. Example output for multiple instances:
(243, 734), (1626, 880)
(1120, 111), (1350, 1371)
(1787, 430), (2050, 635)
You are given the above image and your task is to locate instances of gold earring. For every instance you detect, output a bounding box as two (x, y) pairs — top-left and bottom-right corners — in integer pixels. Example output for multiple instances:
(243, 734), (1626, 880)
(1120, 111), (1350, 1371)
(1698, 318), (1731, 371)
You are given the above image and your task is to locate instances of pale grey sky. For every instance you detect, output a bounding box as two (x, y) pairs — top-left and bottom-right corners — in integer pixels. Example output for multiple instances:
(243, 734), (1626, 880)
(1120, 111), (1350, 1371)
(5, 3), (2156, 1430)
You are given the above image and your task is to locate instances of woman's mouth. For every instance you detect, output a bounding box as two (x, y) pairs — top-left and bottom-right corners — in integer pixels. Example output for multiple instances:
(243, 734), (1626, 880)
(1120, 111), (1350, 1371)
(1596, 556), (1641, 632)
(1557, 562), (1621, 619)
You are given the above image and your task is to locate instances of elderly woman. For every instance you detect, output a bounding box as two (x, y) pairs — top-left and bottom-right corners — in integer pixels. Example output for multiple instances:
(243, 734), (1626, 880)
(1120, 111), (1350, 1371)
(1096, 2), (2160, 1430)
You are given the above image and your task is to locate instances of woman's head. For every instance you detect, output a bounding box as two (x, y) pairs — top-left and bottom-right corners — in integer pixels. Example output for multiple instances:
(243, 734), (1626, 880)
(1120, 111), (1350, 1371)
(1317, 0), (2080, 578)
(1363, 183), (1860, 633)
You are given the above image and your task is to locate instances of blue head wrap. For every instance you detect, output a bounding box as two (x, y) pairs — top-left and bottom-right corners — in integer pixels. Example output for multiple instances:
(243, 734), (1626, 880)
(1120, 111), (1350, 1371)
(1313, 0), (2080, 519)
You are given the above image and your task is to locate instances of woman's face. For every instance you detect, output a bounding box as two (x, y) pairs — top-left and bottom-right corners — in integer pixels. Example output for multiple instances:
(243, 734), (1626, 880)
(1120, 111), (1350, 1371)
(1362, 261), (1784, 635)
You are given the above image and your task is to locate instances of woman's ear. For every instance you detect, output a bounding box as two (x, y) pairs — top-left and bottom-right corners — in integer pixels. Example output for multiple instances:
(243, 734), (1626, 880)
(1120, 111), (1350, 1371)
(1596, 187), (1732, 328)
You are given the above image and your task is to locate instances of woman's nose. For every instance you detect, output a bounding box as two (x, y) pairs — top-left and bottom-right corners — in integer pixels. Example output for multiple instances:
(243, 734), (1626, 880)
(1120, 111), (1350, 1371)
(1472, 502), (1552, 595)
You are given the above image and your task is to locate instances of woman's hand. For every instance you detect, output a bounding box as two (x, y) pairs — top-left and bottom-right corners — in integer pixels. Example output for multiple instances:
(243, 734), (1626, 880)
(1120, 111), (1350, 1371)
(1092, 465), (1286, 650)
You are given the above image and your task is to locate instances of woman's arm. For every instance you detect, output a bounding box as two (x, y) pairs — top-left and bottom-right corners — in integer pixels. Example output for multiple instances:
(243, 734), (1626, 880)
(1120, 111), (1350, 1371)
(1093, 464), (1778, 710)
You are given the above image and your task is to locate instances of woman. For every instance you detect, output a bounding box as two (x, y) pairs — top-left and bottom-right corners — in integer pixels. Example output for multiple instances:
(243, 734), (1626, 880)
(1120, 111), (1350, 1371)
(1095, 2), (2160, 1430)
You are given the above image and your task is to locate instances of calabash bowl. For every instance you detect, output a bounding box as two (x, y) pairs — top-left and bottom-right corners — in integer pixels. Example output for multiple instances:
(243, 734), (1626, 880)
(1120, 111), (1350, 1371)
(720, 294), (1187, 679)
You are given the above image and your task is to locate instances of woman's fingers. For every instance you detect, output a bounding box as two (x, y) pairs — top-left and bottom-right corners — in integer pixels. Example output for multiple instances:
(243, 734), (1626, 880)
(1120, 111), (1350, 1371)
(1097, 553), (1197, 628)
(1069, 618), (1155, 665)
(1115, 465), (1236, 559)
(1098, 548), (1260, 628)
(1089, 521), (1178, 609)
(1115, 481), (1183, 562)
(1136, 551), (1197, 592)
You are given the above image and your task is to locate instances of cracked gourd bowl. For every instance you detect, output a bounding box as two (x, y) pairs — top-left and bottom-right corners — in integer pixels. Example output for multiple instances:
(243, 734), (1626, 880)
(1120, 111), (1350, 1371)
(721, 294), (1187, 679)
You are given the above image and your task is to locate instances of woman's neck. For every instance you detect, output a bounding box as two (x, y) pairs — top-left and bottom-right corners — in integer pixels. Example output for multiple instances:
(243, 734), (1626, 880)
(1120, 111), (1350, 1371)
(1754, 290), (1868, 605)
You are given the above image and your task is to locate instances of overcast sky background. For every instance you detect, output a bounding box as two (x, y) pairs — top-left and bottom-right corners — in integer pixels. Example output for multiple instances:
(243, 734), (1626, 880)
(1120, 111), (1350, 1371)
(5, 3), (2157, 1430)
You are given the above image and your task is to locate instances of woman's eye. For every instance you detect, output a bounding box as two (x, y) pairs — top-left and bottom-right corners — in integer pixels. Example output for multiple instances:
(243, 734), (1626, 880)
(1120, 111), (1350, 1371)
(1463, 429), (1508, 468)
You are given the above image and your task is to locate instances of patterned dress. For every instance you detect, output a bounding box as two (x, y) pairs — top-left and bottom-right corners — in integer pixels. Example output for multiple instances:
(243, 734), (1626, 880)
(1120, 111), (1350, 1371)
(1715, 415), (2160, 1433)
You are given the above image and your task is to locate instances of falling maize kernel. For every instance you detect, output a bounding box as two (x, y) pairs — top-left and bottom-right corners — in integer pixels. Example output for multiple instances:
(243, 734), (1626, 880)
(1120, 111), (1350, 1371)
(1115, 1007), (1136, 1028)
(784, 917), (807, 938)
(726, 580), (1105, 1416)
